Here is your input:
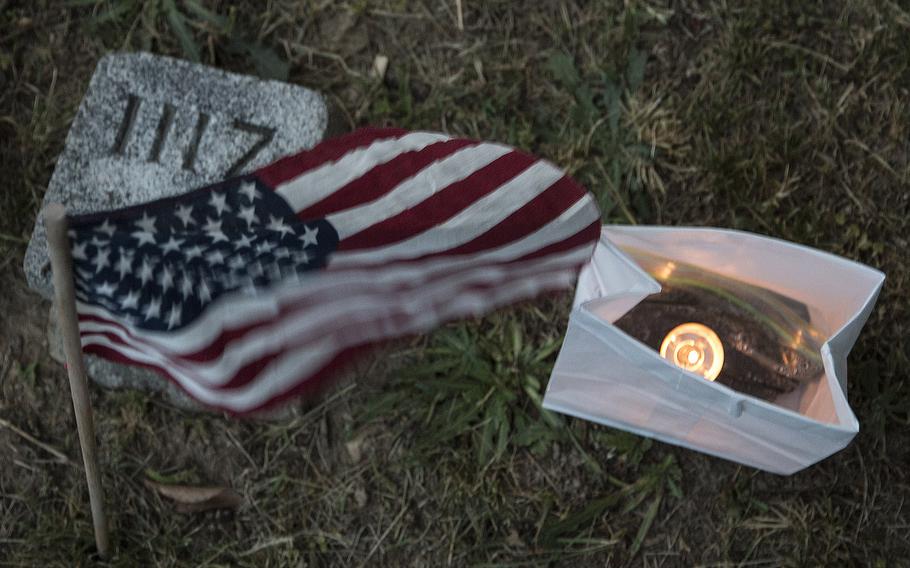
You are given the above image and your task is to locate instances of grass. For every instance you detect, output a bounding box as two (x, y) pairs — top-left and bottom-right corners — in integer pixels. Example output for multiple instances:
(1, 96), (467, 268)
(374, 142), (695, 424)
(1, 0), (908, 565)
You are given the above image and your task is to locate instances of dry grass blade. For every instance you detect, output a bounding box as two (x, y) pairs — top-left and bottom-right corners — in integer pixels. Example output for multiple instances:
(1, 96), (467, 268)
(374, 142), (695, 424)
(0, 416), (72, 465)
(455, 0), (464, 31)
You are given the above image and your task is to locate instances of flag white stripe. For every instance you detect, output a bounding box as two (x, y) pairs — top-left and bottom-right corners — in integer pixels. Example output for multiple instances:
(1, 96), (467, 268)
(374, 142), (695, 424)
(275, 132), (451, 212)
(81, 266), (583, 412)
(79, 245), (594, 380)
(326, 143), (513, 240)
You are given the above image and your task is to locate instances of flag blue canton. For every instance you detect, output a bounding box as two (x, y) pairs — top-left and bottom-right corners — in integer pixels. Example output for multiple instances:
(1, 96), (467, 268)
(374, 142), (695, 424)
(69, 178), (339, 332)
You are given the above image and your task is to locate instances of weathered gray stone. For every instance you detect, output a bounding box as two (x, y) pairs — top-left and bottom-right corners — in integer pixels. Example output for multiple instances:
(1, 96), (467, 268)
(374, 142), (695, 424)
(25, 52), (328, 412)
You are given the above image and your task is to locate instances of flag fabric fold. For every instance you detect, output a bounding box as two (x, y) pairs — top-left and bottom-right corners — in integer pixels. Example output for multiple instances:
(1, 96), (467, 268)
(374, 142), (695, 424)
(66, 128), (601, 414)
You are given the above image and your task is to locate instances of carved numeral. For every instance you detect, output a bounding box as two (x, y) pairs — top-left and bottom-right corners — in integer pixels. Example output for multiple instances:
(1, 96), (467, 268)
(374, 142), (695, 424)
(182, 112), (210, 172)
(111, 94), (141, 155)
(111, 93), (276, 177)
(148, 103), (175, 163)
(225, 120), (276, 177)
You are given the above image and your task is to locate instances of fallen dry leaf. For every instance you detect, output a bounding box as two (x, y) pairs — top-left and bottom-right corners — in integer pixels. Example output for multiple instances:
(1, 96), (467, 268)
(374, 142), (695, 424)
(354, 486), (368, 508)
(506, 529), (525, 548)
(144, 479), (242, 513)
(345, 432), (371, 463)
(370, 54), (389, 81)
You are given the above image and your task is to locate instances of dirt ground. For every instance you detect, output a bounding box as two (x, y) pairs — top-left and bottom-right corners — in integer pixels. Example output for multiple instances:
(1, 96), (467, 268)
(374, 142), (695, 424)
(1, 1), (908, 566)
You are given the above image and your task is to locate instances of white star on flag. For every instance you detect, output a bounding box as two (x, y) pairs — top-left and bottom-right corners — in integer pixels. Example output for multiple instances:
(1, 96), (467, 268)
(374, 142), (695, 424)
(238, 205), (258, 227)
(209, 192), (231, 216)
(255, 240), (275, 255)
(205, 250), (225, 265)
(198, 278), (213, 303)
(97, 219), (116, 236)
(166, 304), (182, 329)
(184, 245), (204, 260)
(233, 234), (254, 250)
(115, 251), (133, 279)
(132, 230), (156, 246)
(300, 225), (319, 247)
(157, 265), (174, 292)
(96, 281), (117, 296)
(92, 247), (110, 272)
(179, 273), (194, 299)
(238, 181), (261, 202)
(138, 259), (154, 284)
(175, 204), (195, 226)
(143, 297), (161, 320)
(120, 290), (140, 309)
(203, 217), (228, 243)
(135, 213), (157, 233)
(72, 242), (88, 260)
(267, 215), (294, 237)
(161, 236), (184, 254)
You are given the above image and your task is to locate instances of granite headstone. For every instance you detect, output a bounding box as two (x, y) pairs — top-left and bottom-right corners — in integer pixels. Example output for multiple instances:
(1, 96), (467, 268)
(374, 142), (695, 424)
(25, 52), (328, 410)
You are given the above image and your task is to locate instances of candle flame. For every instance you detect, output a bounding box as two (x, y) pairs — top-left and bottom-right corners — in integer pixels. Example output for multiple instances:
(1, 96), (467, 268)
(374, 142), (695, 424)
(655, 261), (677, 281)
(660, 323), (724, 381)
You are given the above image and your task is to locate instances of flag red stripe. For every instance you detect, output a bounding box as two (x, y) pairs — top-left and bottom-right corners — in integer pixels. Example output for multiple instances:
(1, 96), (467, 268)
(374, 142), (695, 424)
(336, 150), (538, 251)
(256, 127), (407, 189)
(296, 138), (476, 220)
(442, 176), (589, 256)
(512, 220), (602, 263)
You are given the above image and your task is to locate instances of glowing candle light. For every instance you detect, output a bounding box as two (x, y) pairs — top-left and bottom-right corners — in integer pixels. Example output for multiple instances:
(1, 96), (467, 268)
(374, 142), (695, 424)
(659, 322), (725, 381)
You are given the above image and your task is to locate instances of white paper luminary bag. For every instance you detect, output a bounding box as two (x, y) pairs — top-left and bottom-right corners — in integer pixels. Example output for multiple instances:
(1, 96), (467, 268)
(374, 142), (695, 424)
(543, 226), (884, 475)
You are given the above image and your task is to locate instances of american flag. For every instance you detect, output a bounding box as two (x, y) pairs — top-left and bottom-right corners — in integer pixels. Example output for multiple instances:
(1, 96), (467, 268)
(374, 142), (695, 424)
(67, 128), (601, 414)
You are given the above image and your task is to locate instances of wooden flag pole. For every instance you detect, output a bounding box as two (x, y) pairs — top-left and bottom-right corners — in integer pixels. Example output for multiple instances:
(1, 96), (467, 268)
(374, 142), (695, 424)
(44, 203), (110, 558)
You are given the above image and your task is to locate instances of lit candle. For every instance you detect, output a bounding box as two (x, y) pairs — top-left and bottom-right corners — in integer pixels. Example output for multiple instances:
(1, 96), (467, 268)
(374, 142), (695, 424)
(659, 322), (725, 381)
